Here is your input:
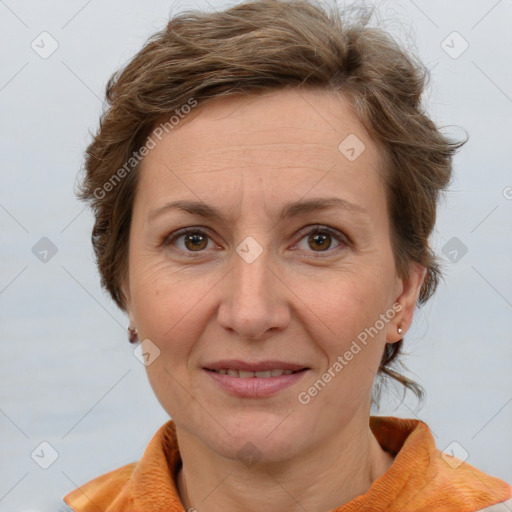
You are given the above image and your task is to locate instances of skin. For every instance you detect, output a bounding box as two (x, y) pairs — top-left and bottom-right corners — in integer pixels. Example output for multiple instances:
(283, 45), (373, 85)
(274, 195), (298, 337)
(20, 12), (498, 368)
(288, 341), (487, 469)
(124, 87), (426, 512)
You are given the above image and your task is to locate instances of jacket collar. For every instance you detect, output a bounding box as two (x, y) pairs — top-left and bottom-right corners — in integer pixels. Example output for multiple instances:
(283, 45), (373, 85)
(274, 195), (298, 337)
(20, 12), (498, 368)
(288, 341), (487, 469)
(64, 416), (511, 511)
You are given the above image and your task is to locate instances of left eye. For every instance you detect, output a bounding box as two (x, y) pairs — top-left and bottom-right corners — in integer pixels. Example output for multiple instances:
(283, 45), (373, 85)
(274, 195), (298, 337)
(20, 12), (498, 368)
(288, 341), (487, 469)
(293, 226), (348, 254)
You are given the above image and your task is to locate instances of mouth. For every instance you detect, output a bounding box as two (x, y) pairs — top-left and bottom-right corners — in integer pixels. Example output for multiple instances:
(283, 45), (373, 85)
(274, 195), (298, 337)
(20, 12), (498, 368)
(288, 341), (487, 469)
(205, 368), (304, 378)
(202, 361), (309, 397)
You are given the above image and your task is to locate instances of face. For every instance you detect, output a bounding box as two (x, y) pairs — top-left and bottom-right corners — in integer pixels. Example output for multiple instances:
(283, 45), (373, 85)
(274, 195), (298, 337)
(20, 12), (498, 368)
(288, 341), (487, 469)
(125, 88), (424, 463)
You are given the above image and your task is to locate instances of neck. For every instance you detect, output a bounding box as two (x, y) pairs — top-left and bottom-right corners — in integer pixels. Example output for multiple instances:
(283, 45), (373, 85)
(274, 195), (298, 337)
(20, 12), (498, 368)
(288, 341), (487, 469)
(176, 415), (395, 512)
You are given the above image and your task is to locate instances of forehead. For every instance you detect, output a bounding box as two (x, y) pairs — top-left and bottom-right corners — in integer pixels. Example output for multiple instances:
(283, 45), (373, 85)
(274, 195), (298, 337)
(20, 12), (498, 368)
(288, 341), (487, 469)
(136, 88), (388, 219)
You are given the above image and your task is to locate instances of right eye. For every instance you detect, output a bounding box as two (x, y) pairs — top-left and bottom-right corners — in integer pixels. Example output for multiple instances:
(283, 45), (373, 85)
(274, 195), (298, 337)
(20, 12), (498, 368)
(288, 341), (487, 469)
(164, 227), (218, 256)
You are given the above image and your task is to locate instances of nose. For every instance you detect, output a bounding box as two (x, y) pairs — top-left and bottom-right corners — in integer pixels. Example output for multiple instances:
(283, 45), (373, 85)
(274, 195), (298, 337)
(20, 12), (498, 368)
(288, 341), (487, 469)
(217, 241), (291, 341)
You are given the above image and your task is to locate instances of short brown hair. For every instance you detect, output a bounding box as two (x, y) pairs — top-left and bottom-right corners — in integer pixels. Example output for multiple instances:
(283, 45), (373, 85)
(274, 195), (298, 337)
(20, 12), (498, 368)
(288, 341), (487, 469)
(77, 0), (465, 406)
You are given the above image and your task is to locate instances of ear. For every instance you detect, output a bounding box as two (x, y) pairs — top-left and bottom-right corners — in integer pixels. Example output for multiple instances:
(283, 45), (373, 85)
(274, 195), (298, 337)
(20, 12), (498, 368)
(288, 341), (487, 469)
(127, 309), (136, 329)
(385, 261), (426, 343)
(121, 277), (136, 327)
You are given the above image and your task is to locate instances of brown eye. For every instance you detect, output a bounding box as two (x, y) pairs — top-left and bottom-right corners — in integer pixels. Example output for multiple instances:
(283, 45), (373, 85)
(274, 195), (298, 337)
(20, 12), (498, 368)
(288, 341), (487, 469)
(307, 232), (332, 251)
(165, 225), (348, 259)
(165, 228), (213, 254)
(183, 232), (208, 251)
(295, 226), (348, 256)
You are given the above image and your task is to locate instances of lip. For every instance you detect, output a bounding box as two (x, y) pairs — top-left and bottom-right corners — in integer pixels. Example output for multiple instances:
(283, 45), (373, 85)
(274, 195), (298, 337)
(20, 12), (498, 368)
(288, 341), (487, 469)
(203, 367), (309, 398)
(203, 359), (308, 372)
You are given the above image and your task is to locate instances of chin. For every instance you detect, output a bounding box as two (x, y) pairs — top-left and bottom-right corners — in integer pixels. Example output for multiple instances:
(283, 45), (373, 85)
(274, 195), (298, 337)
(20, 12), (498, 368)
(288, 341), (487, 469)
(198, 410), (308, 465)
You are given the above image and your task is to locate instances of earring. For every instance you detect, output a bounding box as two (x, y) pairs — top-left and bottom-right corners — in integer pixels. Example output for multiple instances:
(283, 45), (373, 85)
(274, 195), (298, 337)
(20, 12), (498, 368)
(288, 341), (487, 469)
(397, 326), (403, 335)
(128, 326), (138, 344)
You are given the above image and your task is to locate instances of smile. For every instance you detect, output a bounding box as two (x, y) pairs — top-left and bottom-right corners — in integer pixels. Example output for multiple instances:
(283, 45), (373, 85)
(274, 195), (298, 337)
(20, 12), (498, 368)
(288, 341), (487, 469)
(204, 367), (309, 398)
(208, 369), (299, 378)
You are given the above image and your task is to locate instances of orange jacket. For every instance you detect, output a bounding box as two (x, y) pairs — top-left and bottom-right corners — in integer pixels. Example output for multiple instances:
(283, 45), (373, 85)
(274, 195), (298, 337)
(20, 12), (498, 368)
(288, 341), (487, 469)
(63, 416), (512, 512)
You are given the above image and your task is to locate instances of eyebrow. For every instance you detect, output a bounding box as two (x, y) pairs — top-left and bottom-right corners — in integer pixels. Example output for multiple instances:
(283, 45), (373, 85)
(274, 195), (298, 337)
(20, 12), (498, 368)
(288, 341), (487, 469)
(148, 197), (368, 224)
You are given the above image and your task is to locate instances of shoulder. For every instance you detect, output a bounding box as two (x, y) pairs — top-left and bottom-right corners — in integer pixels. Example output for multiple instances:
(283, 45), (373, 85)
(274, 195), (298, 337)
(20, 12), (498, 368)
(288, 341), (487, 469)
(368, 416), (512, 511)
(476, 496), (512, 511)
(61, 419), (180, 511)
(62, 461), (137, 511)
(425, 451), (512, 512)
(423, 444), (512, 511)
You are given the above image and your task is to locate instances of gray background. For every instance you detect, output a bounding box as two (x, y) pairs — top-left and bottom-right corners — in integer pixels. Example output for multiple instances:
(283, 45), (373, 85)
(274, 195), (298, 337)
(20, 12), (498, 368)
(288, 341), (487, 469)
(1, 0), (511, 510)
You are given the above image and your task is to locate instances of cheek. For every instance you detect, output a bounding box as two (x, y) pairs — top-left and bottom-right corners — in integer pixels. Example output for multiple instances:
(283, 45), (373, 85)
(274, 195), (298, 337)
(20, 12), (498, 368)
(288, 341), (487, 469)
(296, 262), (391, 336)
(297, 280), (391, 409)
(130, 263), (209, 419)
(296, 263), (394, 391)
(131, 256), (189, 319)
(130, 259), (220, 361)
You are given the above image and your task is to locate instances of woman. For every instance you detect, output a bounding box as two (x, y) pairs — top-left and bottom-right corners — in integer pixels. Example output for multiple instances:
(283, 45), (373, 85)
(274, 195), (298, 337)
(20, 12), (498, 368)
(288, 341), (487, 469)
(62, 0), (511, 510)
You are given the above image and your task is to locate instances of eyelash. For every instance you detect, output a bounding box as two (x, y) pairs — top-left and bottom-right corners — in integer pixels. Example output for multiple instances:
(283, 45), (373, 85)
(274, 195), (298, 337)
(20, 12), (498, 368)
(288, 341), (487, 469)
(163, 225), (350, 259)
